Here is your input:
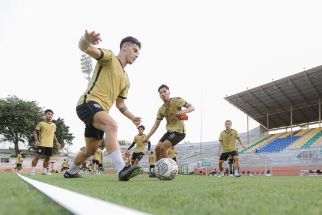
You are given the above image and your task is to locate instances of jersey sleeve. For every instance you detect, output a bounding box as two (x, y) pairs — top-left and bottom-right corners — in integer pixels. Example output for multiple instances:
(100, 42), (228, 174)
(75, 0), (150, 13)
(119, 83), (130, 99)
(219, 132), (223, 141)
(157, 107), (164, 120)
(175, 97), (188, 108)
(95, 49), (113, 62)
(35, 122), (42, 131)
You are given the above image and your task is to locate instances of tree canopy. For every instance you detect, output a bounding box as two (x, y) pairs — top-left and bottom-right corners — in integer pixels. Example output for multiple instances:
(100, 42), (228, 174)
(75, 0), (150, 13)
(0, 96), (74, 155)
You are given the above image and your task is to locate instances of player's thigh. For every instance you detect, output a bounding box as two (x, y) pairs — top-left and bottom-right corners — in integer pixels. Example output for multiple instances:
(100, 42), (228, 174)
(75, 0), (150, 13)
(160, 140), (172, 151)
(92, 111), (118, 132)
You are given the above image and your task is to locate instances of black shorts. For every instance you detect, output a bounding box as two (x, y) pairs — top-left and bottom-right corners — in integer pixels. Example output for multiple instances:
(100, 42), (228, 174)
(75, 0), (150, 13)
(36, 146), (53, 156)
(220, 151), (239, 161)
(160, 132), (185, 146)
(149, 165), (155, 169)
(228, 158), (234, 165)
(131, 152), (144, 161)
(92, 159), (100, 165)
(16, 164), (22, 170)
(76, 101), (105, 140)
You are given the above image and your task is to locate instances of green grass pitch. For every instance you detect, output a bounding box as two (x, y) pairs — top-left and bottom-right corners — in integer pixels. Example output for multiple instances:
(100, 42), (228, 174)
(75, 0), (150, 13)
(1, 173), (322, 215)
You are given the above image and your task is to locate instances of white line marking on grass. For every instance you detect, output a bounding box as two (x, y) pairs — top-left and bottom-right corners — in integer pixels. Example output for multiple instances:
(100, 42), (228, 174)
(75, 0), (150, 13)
(17, 174), (149, 215)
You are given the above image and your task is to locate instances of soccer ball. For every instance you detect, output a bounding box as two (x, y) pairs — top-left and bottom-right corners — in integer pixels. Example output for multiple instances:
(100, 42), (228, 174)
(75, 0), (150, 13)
(155, 158), (178, 180)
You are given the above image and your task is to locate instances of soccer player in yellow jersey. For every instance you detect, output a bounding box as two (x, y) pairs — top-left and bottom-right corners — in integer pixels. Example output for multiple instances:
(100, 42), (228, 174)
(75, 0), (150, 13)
(65, 30), (142, 181)
(218, 120), (245, 177)
(143, 84), (195, 161)
(30, 109), (60, 176)
(61, 159), (69, 173)
(127, 125), (151, 166)
(92, 144), (104, 174)
(16, 151), (23, 173)
(168, 146), (177, 162)
(148, 151), (157, 177)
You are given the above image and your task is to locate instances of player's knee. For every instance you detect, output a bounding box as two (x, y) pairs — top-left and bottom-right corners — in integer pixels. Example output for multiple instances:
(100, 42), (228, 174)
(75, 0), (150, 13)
(105, 121), (118, 134)
(160, 144), (168, 153)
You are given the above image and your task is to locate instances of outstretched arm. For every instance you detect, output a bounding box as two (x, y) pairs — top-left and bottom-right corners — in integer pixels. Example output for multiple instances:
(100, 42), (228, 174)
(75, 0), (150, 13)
(127, 142), (136, 150)
(79, 30), (103, 59)
(116, 97), (141, 126)
(144, 119), (161, 142)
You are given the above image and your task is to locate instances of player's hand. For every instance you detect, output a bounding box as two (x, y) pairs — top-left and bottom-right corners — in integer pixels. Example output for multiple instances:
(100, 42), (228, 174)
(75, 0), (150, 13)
(131, 116), (142, 126)
(176, 110), (185, 116)
(84, 30), (102, 45)
(177, 111), (188, 120)
(36, 141), (41, 146)
(56, 143), (61, 150)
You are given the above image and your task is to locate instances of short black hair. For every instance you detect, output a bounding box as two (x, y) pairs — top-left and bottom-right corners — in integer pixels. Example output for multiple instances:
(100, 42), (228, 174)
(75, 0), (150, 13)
(138, 125), (145, 130)
(120, 36), (141, 49)
(158, 84), (169, 92)
(45, 109), (54, 114)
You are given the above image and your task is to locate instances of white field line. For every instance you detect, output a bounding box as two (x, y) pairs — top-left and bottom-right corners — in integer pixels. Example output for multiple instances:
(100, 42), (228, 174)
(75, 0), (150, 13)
(17, 174), (150, 215)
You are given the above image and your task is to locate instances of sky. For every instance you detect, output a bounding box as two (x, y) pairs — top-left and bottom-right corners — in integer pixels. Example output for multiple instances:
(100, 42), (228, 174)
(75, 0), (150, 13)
(1, 0), (322, 152)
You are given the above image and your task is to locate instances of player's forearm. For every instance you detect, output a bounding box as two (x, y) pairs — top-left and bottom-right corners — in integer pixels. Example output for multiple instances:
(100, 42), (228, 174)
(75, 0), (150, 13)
(183, 104), (195, 114)
(33, 131), (39, 142)
(146, 123), (160, 139)
(128, 142), (135, 150)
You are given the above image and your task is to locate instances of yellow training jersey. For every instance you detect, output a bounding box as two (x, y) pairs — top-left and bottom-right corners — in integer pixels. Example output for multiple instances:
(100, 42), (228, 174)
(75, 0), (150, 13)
(36, 121), (56, 148)
(133, 134), (147, 153)
(157, 97), (187, 134)
(219, 129), (239, 153)
(16, 154), (23, 164)
(93, 148), (103, 162)
(149, 154), (156, 165)
(77, 49), (130, 112)
(168, 148), (177, 158)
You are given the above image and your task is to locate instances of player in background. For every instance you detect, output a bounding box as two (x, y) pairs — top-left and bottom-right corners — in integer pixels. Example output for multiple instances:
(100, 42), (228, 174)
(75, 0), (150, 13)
(127, 125), (151, 166)
(143, 84), (195, 161)
(217, 120), (245, 177)
(168, 146), (177, 162)
(16, 151), (23, 173)
(148, 151), (157, 177)
(30, 109), (60, 176)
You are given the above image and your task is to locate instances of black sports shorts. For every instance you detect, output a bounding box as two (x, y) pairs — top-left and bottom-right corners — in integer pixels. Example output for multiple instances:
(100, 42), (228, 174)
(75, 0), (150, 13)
(76, 101), (105, 140)
(219, 151), (239, 161)
(159, 131), (185, 146)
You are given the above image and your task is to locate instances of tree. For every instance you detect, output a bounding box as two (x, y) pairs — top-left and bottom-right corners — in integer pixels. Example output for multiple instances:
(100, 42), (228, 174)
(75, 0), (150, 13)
(0, 96), (75, 155)
(0, 96), (43, 155)
(52, 117), (74, 154)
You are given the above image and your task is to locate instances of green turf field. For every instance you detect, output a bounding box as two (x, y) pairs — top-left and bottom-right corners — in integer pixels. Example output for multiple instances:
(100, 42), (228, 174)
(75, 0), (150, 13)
(1, 173), (322, 215)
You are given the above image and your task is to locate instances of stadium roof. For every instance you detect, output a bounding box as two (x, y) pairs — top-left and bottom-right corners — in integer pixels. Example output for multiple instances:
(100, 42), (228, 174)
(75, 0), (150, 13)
(225, 65), (322, 130)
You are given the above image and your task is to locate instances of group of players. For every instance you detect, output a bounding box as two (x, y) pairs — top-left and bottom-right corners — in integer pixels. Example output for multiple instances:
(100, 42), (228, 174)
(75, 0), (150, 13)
(26, 29), (245, 180)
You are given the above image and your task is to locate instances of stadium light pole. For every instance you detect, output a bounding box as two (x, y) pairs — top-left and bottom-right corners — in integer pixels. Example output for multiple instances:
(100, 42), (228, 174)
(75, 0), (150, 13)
(199, 86), (203, 165)
(80, 54), (93, 82)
